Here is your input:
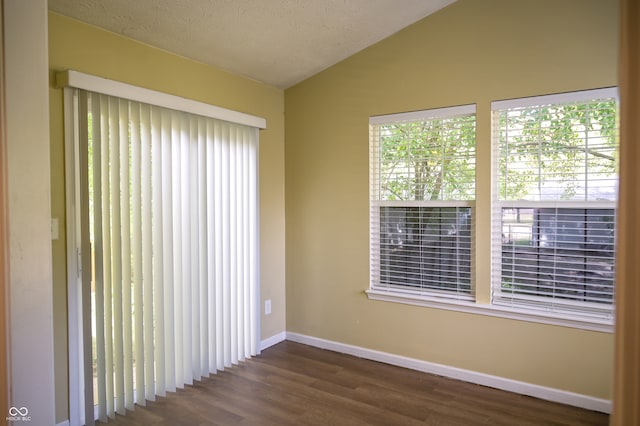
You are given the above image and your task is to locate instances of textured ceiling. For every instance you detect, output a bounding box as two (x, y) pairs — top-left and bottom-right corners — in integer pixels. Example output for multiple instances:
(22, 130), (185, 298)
(49, 0), (455, 89)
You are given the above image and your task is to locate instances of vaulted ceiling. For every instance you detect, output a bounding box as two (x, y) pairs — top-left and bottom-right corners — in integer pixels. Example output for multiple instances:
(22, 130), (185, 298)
(49, 0), (455, 89)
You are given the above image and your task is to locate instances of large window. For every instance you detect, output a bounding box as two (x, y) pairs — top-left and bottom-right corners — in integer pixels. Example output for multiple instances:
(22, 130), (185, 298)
(369, 105), (476, 301)
(492, 89), (618, 319)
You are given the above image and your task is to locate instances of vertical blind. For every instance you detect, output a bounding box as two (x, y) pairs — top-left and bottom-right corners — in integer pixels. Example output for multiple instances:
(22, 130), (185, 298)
(75, 88), (260, 421)
(492, 88), (618, 319)
(369, 105), (476, 300)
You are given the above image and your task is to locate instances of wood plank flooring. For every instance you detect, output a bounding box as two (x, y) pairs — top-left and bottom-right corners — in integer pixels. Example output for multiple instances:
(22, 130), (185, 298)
(97, 341), (608, 425)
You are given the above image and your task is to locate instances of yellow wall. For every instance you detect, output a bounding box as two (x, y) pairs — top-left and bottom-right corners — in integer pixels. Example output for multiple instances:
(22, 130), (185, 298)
(48, 12), (286, 422)
(284, 0), (617, 400)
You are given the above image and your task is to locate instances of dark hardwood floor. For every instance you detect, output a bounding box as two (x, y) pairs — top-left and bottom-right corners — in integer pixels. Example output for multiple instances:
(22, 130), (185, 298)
(98, 341), (608, 425)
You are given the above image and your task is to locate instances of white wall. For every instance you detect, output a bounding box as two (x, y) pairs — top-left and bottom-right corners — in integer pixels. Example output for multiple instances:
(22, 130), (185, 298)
(4, 0), (56, 424)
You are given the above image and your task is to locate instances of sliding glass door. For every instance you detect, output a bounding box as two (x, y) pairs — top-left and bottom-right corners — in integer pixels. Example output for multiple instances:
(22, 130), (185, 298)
(63, 80), (261, 425)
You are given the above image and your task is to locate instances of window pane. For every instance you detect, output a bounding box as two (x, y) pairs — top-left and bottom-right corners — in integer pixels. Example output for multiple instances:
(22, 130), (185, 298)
(501, 207), (615, 304)
(377, 115), (476, 201)
(370, 106), (476, 301)
(379, 206), (472, 294)
(494, 90), (618, 319)
(498, 99), (618, 202)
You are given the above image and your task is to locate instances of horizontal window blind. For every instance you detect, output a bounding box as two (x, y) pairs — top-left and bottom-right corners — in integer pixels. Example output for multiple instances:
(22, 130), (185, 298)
(370, 105), (476, 300)
(492, 88), (618, 319)
(495, 91), (618, 202)
(500, 207), (615, 314)
(376, 206), (472, 297)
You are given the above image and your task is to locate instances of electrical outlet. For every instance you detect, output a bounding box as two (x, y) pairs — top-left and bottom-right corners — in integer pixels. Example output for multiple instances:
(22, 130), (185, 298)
(265, 299), (272, 315)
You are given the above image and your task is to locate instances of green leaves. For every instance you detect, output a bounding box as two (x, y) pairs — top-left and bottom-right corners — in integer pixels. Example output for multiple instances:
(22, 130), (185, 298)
(498, 99), (618, 201)
(374, 97), (617, 203)
(377, 115), (476, 201)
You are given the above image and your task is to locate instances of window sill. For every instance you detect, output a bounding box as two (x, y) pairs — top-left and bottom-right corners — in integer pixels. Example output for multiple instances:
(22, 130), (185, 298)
(365, 289), (613, 333)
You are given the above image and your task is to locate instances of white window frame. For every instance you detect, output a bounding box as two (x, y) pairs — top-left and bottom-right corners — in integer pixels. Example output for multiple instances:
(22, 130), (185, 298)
(491, 88), (619, 322)
(366, 90), (618, 334)
(368, 104), (476, 303)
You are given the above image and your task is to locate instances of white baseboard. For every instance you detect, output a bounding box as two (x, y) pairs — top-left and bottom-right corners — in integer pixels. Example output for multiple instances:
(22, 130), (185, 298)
(56, 421), (70, 426)
(285, 332), (611, 414)
(260, 331), (287, 350)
